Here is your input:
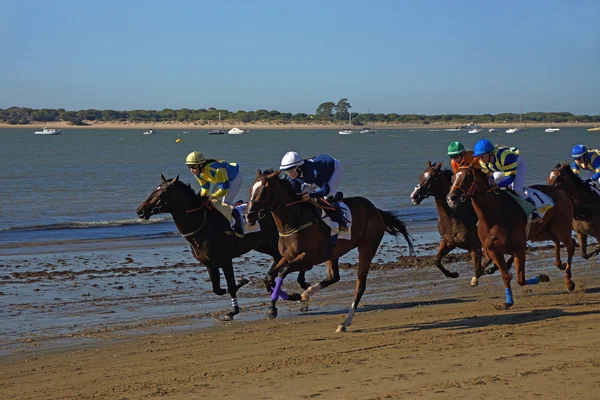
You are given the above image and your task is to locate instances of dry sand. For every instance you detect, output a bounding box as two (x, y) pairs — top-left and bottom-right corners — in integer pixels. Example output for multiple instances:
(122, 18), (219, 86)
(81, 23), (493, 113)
(2, 255), (600, 400)
(0, 120), (596, 130)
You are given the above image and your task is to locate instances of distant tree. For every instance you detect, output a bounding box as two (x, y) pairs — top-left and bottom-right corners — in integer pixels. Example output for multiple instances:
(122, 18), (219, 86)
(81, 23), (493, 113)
(315, 102), (335, 120)
(334, 98), (351, 121)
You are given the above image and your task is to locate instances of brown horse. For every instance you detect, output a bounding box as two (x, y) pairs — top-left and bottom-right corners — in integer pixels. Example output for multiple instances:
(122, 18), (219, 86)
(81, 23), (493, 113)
(136, 174), (298, 320)
(548, 162), (600, 258)
(246, 170), (415, 332)
(410, 161), (495, 286)
(447, 164), (575, 309)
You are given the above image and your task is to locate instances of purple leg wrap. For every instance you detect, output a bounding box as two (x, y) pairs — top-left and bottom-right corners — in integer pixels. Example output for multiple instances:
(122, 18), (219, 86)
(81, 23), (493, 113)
(270, 277), (285, 302)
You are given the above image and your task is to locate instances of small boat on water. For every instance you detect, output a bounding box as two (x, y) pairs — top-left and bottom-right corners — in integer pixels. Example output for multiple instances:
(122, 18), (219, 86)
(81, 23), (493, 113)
(339, 112), (356, 135)
(489, 128), (498, 133)
(143, 129), (155, 135)
(209, 112), (225, 135)
(34, 127), (62, 135)
(545, 127), (560, 133)
(468, 128), (482, 134)
(228, 127), (248, 135)
(588, 127), (600, 132)
(360, 127), (377, 134)
(505, 128), (519, 134)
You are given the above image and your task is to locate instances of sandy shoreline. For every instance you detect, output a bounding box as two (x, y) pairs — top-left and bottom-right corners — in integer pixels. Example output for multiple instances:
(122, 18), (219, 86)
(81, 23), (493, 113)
(1, 121), (597, 130)
(1, 243), (600, 399)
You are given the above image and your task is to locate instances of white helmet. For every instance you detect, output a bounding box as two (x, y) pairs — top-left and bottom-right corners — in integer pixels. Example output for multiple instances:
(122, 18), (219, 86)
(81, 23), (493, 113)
(280, 151), (304, 170)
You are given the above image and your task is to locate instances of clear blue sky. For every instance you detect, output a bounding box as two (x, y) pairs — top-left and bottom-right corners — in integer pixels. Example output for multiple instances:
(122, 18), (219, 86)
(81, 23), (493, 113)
(1, 0), (599, 115)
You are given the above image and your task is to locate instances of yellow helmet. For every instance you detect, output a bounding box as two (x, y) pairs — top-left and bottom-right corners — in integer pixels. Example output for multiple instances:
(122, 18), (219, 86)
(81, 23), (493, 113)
(185, 151), (206, 166)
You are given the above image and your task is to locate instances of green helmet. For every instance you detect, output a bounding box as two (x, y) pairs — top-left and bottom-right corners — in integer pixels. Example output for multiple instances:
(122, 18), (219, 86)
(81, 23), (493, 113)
(185, 151), (206, 165)
(447, 141), (465, 156)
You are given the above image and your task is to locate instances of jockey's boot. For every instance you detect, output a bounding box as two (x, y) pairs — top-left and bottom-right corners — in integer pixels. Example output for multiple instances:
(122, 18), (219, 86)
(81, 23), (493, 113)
(333, 201), (348, 232)
(525, 197), (542, 222)
(231, 209), (244, 237)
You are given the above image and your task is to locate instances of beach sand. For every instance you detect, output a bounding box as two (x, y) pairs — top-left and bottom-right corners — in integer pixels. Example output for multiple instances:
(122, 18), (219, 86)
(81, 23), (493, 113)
(0, 120), (596, 130)
(2, 244), (600, 400)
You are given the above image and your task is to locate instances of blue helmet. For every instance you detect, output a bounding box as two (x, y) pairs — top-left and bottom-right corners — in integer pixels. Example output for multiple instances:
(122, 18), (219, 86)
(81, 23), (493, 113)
(572, 144), (587, 159)
(473, 139), (494, 157)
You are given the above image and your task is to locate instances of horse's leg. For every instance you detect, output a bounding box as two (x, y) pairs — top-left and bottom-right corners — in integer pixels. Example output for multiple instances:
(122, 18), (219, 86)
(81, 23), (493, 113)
(577, 232), (589, 259)
(266, 253), (305, 319)
(296, 271), (310, 291)
(556, 230), (576, 292)
(219, 259), (248, 321)
(512, 250), (550, 288)
(206, 266), (226, 296)
(487, 250), (515, 310)
(434, 240), (459, 279)
(470, 248), (484, 287)
(337, 245), (376, 333)
(301, 258), (340, 301)
(263, 258), (279, 293)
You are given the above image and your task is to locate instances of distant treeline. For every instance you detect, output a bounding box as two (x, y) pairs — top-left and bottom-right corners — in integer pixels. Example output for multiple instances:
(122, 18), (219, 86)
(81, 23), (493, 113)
(1, 102), (599, 126)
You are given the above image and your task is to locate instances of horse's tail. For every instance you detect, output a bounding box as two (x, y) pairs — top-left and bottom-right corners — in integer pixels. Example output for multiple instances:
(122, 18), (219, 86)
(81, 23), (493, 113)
(378, 209), (415, 256)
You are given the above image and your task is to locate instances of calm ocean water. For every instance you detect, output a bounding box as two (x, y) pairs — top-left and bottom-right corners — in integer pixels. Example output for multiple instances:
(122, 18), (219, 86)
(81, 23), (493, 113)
(0, 126), (593, 246)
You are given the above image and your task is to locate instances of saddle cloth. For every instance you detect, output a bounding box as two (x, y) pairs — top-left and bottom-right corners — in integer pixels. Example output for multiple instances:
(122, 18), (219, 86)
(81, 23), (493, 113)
(588, 182), (600, 197)
(524, 187), (555, 217)
(210, 200), (260, 235)
(320, 201), (352, 240)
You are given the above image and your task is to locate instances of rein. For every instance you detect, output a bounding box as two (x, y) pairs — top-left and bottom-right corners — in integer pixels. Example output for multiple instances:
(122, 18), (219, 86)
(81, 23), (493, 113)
(451, 166), (497, 201)
(181, 208), (208, 238)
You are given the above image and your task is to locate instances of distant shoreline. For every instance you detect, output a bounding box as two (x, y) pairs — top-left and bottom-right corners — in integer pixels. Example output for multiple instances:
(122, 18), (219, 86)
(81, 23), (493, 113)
(1, 121), (598, 130)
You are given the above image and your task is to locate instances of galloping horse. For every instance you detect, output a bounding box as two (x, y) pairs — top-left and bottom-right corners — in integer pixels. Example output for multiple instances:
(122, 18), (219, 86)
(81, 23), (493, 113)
(548, 162), (600, 258)
(136, 174), (290, 320)
(246, 170), (415, 332)
(411, 161), (494, 286)
(447, 163), (575, 309)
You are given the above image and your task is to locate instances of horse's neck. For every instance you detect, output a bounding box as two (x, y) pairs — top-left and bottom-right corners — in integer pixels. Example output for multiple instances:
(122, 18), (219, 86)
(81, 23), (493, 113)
(171, 207), (214, 238)
(470, 191), (522, 228)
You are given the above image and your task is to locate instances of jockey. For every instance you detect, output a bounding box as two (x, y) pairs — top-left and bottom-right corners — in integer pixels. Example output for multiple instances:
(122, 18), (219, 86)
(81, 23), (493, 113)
(571, 144), (600, 184)
(279, 151), (348, 231)
(473, 139), (541, 222)
(447, 141), (475, 173)
(185, 151), (244, 236)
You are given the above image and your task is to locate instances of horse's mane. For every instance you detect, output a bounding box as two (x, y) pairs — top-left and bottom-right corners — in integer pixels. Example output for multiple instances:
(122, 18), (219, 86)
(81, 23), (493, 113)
(441, 168), (453, 182)
(266, 169), (302, 200)
(557, 162), (597, 195)
(172, 179), (209, 205)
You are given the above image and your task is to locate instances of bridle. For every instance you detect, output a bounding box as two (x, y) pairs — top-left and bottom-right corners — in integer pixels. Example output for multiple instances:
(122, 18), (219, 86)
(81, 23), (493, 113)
(451, 166), (481, 203)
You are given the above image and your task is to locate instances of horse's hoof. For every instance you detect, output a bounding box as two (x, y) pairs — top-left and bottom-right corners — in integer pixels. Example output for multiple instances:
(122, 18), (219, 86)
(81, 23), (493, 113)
(556, 263), (567, 271)
(470, 276), (479, 287)
(485, 266), (499, 275)
(566, 281), (576, 292)
(287, 293), (302, 302)
(538, 274), (550, 283)
(299, 304), (309, 313)
(582, 254), (591, 260)
(336, 325), (347, 333)
(239, 278), (249, 286)
(448, 272), (459, 279)
(266, 307), (278, 319)
(494, 303), (513, 311)
(219, 314), (234, 321)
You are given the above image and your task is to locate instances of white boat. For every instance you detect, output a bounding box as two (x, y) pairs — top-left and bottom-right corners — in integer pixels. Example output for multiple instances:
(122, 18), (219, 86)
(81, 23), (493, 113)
(228, 127), (248, 135)
(489, 128), (498, 133)
(338, 112), (355, 135)
(444, 128), (462, 132)
(360, 127), (377, 134)
(34, 127), (62, 135)
(545, 127), (560, 133)
(143, 113), (157, 135)
(209, 112), (225, 135)
(468, 128), (482, 134)
(505, 128), (519, 134)
(506, 108), (526, 134)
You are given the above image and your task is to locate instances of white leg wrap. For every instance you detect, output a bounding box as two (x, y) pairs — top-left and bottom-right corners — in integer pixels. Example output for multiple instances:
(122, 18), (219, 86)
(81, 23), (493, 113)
(301, 283), (323, 301)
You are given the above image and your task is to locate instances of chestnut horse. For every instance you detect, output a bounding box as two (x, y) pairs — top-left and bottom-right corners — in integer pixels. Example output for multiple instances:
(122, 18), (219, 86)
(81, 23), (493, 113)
(548, 162), (600, 258)
(136, 174), (297, 320)
(246, 170), (415, 332)
(410, 161), (495, 286)
(447, 164), (575, 309)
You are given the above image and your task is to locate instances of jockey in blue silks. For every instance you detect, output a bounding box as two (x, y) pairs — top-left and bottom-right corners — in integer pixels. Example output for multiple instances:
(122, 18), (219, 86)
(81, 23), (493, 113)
(571, 144), (600, 185)
(473, 139), (541, 222)
(279, 151), (347, 230)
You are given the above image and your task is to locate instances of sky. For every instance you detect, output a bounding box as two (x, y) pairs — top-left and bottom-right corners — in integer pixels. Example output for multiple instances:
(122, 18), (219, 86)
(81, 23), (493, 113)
(1, 0), (599, 115)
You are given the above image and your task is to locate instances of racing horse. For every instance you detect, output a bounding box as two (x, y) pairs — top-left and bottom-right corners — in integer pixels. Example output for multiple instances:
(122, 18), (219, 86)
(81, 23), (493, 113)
(447, 163), (575, 310)
(136, 174), (302, 320)
(246, 169), (415, 332)
(410, 161), (496, 286)
(548, 162), (600, 259)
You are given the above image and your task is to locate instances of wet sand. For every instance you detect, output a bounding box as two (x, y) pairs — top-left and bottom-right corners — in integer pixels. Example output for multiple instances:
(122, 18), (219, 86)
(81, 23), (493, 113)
(1, 242), (600, 399)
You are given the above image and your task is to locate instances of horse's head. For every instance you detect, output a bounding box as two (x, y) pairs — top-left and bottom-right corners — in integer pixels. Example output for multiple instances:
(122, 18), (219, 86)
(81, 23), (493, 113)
(548, 162), (573, 188)
(447, 162), (489, 209)
(246, 169), (298, 225)
(136, 174), (199, 220)
(411, 161), (451, 204)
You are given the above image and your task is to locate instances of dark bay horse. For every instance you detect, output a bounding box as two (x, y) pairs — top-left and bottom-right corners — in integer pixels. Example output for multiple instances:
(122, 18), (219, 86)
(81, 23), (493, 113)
(548, 162), (600, 258)
(447, 164), (575, 309)
(136, 174), (289, 320)
(246, 170), (415, 332)
(411, 161), (496, 286)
